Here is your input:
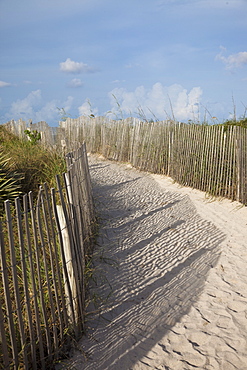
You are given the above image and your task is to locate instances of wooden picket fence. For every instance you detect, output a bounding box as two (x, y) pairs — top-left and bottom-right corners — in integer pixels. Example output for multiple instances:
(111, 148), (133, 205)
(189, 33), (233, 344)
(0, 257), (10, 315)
(58, 117), (247, 205)
(3, 117), (247, 205)
(0, 143), (95, 369)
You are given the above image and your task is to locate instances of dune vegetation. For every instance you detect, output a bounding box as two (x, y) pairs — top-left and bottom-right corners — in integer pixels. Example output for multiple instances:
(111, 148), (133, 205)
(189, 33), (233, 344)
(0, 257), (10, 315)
(0, 125), (66, 214)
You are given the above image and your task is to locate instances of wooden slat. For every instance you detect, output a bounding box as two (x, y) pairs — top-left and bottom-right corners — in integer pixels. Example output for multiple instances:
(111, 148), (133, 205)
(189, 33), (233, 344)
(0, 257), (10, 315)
(224, 126), (233, 198)
(43, 183), (67, 340)
(23, 194), (45, 369)
(29, 191), (52, 362)
(55, 176), (77, 329)
(5, 200), (28, 369)
(50, 188), (69, 329)
(0, 223), (11, 369)
(63, 171), (85, 328)
(15, 197), (37, 369)
(0, 204), (19, 369)
(38, 188), (59, 356)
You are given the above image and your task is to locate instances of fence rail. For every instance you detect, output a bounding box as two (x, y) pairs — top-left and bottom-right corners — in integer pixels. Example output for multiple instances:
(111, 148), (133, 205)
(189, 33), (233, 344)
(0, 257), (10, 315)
(0, 143), (94, 369)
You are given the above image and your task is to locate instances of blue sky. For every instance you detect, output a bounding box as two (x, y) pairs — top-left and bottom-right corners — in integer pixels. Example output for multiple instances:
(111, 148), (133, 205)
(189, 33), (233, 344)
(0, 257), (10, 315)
(0, 0), (247, 125)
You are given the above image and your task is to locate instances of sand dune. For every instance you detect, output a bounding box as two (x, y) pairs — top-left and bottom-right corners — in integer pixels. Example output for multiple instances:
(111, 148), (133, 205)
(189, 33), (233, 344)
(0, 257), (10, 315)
(59, 155), (247, 370)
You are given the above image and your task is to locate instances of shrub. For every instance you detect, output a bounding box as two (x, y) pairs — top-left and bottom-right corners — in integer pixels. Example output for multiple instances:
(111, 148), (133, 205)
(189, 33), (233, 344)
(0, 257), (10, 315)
(0, 125), (66, 203)
(0, 152), (23, 209)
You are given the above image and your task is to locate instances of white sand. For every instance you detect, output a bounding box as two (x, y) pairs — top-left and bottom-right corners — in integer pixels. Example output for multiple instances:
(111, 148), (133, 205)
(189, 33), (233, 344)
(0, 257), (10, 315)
(59, 156), (247, 370)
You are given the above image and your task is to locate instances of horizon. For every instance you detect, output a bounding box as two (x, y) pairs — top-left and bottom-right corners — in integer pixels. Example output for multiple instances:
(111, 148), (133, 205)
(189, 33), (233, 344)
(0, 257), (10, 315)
(0, 0), (247, 126)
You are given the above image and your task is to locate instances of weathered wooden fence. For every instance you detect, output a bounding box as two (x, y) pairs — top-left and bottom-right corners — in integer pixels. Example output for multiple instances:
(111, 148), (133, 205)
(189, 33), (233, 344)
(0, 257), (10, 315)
(3, 117), (247, 204)
(60, 117), (247, 204)
(0, 143), (94, 369)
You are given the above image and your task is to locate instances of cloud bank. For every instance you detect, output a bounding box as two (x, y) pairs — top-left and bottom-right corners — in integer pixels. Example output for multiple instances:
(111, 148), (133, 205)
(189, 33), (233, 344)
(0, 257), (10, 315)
(3, 84), (203, 123)
(108, 83), (203, 121)
(5, 90), (73, 123)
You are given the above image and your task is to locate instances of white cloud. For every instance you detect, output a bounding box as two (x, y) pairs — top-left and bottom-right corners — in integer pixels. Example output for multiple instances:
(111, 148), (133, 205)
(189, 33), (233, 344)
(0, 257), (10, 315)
(5, 90), (74, 124)
(60, 58), (96, 74)
(0, 80), (11, 88)
(108, 83), (203, 121)
(216, 48), (247, 70)
(67, 78), (83, 88)
(9, 90), (42, 118)
(78, 99), (98, 117)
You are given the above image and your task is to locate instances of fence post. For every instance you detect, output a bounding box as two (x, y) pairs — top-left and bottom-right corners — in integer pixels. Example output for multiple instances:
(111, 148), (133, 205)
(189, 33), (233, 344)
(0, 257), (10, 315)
(235, 136), (241, 202)
(167, 129), (173, 177)
(56, 204), (78, 322)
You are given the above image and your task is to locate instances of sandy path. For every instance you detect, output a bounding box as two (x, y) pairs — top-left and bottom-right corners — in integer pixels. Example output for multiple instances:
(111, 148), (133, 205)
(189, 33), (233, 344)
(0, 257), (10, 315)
(60, 155), (247, 370)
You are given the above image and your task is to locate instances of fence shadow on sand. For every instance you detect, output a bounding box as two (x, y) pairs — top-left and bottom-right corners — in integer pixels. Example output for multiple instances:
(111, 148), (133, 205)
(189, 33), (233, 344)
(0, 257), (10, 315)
(64, 159), (226, 370)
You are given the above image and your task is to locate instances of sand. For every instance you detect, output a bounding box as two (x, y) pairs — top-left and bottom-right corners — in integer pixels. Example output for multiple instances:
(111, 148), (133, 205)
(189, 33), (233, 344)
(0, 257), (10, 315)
(59, 155), (247, 370)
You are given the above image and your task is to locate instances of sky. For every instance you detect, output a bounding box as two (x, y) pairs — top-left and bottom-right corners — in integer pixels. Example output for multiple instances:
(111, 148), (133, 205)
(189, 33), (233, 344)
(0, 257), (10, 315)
(0, 0), (247, 126)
